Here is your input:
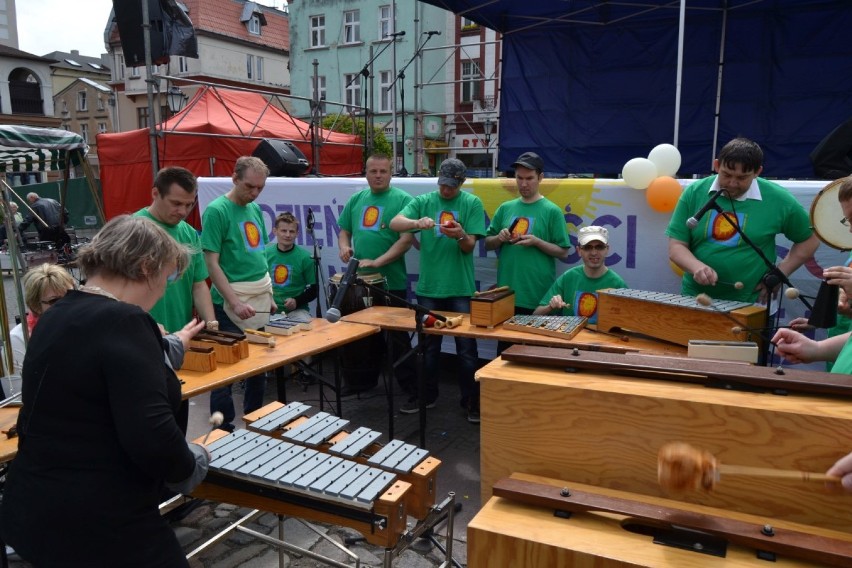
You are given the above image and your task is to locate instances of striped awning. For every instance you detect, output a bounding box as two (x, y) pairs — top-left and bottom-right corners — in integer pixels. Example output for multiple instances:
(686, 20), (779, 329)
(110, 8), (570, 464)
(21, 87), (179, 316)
(0, 125), (87, 173)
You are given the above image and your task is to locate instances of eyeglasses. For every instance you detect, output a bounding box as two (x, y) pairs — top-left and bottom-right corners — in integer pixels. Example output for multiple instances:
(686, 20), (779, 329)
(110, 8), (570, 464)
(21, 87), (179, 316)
(166, 269), (180, 283)
(580, 244), (607, 251)
(40, 296), (63, 307)
(842, 217), (849, 226)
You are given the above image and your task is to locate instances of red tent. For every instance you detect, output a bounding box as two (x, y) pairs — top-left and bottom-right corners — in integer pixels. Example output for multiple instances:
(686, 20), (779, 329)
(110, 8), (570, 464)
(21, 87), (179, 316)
(97, 87), (362, 219)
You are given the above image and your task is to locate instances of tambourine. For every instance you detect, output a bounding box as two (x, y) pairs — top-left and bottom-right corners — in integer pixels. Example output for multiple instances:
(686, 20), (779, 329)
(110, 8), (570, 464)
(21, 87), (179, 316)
(810, 178), (852, 250)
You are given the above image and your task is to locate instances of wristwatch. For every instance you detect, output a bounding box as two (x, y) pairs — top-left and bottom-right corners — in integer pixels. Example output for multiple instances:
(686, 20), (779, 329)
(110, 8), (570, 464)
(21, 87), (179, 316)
(457, 232), (467, 242)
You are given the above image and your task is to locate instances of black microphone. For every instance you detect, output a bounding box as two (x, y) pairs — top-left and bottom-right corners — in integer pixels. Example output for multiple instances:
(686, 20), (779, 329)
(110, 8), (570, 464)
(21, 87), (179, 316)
(686, 189), (726, 229)
(389, 31), (406, 37)
(306, 207), (315, 231)
(424, 31), (441, 36)
(326, 258), (359, 323)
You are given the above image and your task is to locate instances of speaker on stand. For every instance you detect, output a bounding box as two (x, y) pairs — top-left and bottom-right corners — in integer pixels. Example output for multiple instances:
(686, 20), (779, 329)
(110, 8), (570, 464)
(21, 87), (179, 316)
(252, 139), (310, 177)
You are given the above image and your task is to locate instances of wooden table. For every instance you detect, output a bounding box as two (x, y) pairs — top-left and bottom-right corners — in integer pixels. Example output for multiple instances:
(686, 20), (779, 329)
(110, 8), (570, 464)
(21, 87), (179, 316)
(178, 319), (379, 401)
(475, 356), (852, 533)
(0, 406), (19, 464)
(341, 306), (686, 356)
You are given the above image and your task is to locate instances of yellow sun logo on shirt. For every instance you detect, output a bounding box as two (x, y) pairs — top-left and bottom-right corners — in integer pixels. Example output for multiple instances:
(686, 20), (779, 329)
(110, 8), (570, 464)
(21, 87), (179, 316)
(513, 217), (530, 236)
(711, 212), (738, 242)
(244, 221), (261, 248)
(363, 206), (380, 228)
(438, 211), (456, 226)
(576, 292), (598, 318)
(274, 265), (290, 285)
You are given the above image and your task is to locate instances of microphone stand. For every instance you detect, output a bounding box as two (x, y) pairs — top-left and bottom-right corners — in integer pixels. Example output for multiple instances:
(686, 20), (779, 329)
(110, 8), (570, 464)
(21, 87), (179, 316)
(347, 38), (397, 173)
(388, 33), (439, 177)
(698, 194), (813, 366)
(347, 277), (444, 448)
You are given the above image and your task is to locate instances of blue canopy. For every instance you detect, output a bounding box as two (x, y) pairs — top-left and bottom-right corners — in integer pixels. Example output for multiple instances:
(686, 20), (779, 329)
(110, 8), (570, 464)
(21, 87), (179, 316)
(419, 0), (852, 178)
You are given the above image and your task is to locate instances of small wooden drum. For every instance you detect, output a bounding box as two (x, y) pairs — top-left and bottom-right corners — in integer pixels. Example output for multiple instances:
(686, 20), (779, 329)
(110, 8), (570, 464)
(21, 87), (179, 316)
(328, 272), (388, 315)
(810, 178), (852, 250)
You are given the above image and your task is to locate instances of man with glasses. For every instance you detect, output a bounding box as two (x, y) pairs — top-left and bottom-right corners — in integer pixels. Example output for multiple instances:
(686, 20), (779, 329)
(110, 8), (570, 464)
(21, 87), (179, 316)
(666, 137), (818, 303)
(135, 166), (215, 334)
(533, 226), (626, 324)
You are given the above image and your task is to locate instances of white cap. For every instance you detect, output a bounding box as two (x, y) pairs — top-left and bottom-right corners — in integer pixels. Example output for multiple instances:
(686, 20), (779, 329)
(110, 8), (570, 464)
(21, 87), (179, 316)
(578, 226), (609, 246)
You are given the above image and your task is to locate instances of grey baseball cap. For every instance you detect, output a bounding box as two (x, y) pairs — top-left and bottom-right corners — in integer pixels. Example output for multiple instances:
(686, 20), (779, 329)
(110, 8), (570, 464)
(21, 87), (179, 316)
(437, 158), (467, 188)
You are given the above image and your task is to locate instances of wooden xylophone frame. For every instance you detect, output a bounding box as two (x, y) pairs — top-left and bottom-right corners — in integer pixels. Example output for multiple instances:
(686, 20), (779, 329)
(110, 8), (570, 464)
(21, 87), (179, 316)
(502, 314), (587, 341)
(596, 288), (767, 347)
(244, 401), (442, 520)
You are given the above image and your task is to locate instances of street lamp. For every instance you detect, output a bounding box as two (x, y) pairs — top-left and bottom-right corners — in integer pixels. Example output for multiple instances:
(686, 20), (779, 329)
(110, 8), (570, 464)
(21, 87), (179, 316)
(166, 86), (188, 115)
(484, 117), (494, 178)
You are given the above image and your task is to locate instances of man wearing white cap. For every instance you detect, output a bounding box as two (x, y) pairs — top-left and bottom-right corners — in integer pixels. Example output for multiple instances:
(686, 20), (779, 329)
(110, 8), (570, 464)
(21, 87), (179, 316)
(534, 225), (627, 324)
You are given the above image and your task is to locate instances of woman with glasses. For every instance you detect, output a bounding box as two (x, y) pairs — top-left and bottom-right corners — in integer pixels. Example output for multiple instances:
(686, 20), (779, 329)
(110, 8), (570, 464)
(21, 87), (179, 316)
(1, 215), (209, 566)
(533, 225), (627, 325)
(6, 263), (76, 381)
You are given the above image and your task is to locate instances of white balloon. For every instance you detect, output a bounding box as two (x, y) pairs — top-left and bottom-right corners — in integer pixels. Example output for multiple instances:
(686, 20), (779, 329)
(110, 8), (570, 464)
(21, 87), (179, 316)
(622, 158), (658, 190)
(648, 144), (682, 177)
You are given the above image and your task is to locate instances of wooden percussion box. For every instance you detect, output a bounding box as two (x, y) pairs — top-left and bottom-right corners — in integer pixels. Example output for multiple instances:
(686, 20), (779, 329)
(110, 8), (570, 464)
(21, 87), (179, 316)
(470, 288), (515, 328)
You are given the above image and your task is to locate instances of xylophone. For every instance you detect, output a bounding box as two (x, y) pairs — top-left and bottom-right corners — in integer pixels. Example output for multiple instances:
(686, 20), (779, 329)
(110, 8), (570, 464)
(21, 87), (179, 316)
(502, 314), (587, 341)
(596, 288), (767, 346)
(265, 318), (313, 336)
(189, 329), (249, 363)
(194, 428), (410, 548)
(246, 401), (441, 520)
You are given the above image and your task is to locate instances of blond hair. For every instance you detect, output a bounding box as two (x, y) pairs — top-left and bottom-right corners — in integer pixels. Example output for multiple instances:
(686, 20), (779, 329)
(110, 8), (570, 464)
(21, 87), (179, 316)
(23, 263), (75, 315)
(77, 215), (190, 281)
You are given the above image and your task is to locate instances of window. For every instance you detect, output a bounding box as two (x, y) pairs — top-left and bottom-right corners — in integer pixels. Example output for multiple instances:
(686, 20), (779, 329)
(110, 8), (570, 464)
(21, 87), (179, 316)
(311, 75), (327, 114)
(137, 106), (149, 129)
(461, 59), (482, 102)
(77, 91), (87, 111)
(344, 73), (361, 111)
(80, 123), (89, 144)
(461, 17), (479, 30)
(178, 56), (189, 73)
(118, 55), (125, 80)
(310, 15), (326, 48)
(248, 13), (261, 35)
(343, 10), (360, 44)
(256, 56), (264, 82)
(379, 70), (393, 113)
(130, 65), (140, 79)
(97, 96), (105, 111)
(246, 54), (254, 79)
(378, 5), (393, 39)
(97, 122), (107, 134)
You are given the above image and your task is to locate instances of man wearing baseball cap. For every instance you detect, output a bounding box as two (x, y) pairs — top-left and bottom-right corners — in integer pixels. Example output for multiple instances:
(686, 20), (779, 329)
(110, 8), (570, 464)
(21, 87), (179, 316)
(390, 158), (485, 423)
(485, 152), (570, 339)
(534, 225), (627, 324)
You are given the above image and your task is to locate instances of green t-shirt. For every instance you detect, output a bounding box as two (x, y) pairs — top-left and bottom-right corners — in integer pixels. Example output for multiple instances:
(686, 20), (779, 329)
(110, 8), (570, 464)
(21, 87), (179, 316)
(265, 243), (316, 313)
(486, 197), (570, 309)
(666, 176), (813, 302)
(200, 195), (268, 305)
(338, 186), (412, 290)
(399, 190), (486, 298)
(825, 252), (852, 371)
(538, 266), (627, 324)
(830, 334), (852, 375)
(134, 208), (209, 332)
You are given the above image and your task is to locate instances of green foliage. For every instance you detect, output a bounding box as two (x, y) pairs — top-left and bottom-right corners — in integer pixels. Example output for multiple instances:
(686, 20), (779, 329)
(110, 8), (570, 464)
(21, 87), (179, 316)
(322, 114), (392, 160)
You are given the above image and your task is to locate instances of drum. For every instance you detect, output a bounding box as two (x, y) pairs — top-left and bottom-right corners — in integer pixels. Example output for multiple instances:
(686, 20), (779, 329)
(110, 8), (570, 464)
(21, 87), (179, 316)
(327, 272), (388, 315)
(810, 178), (852, 250)
(327, 272), (389, 392)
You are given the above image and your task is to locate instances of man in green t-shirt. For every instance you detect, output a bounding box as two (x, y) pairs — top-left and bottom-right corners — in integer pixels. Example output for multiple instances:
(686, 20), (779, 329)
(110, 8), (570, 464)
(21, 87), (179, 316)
(390, 158), (485, 423)
(338, 154), (415, 395)
(534, 226), (627, 324)
(266, 212), (316, 322)
(202, 156), (275, 431)
(485, 151), (570, 350)
(666, 137), (819, 303)
(135, 167), (215, 333)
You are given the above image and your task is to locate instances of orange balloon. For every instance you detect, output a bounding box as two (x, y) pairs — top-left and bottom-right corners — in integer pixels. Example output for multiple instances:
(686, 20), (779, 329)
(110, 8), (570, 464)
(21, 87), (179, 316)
(646, 176), (683, 213)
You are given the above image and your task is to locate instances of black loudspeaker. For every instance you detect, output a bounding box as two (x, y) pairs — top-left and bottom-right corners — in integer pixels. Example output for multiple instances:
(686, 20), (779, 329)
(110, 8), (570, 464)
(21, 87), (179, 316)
(112, 0), (198, 67)
(810, 117), (852, 180)
(252, 139), (310, 177)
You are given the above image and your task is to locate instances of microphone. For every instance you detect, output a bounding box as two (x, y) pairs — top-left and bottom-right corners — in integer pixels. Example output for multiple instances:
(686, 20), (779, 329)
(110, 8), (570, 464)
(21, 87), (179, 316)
(325, 257), (359, 323)
(424, 31), (441, 36)
(686, 189), (726, 229)
(306, 207), (315, 231)
(389, 31), (406, 37)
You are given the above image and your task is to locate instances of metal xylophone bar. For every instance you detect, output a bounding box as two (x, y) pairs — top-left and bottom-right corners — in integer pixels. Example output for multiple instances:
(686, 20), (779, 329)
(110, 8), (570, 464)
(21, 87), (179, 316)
(604, 288), (751, 313)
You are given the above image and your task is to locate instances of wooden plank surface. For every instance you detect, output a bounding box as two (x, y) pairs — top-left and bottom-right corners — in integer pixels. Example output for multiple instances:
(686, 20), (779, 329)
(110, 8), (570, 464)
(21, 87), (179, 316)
(475, 357), (852, 532)
(468, 473), (852, 568)
(0, 406), (19, 463)
(178, 319), (379, 399)
(341, 306), (685, 356)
